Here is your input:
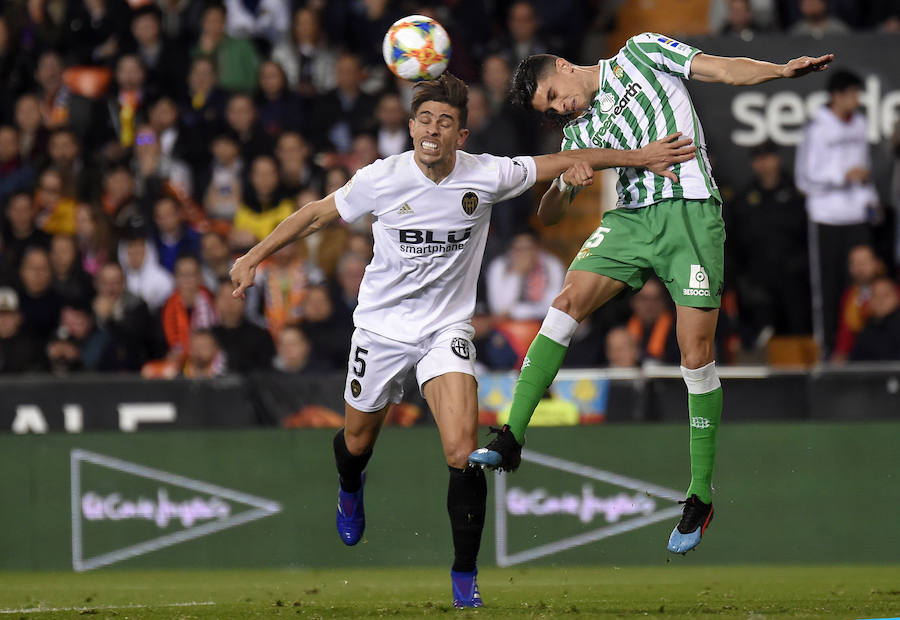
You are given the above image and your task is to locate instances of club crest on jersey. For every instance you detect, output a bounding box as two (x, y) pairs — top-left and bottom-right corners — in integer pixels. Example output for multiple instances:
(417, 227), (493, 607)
(350, 379), (362, 398)
(461, 191), (479, 215)
(598, 92), (616, 115)
(451, 338), (470, 360)
(612, 64), (624, 80)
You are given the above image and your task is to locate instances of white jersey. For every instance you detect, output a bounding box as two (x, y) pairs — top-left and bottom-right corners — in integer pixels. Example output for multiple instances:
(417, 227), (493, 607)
(334, 150), (537, 343)
(795, 106), (878, 225)
(561, 32), (720, 209)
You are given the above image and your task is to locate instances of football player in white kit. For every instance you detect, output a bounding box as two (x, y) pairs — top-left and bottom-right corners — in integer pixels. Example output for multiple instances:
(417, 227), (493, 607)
(230, 72), (694, 607)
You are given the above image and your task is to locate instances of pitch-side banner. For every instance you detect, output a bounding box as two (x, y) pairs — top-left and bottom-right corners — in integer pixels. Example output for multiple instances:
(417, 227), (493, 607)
(684, 33), (899, 198)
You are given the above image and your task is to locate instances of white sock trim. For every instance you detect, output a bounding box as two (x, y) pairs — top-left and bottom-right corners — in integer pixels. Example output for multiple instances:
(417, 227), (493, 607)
(538, 307), (579, 346)
(681, 361), (721, 394)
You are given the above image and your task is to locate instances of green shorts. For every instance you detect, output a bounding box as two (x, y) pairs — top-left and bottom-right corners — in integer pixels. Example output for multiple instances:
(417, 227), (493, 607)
(570, 197), (725, 308)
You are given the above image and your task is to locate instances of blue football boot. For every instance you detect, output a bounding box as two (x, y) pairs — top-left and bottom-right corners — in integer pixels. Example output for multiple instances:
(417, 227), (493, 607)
(468, 425), (522, 472)
(667, 494), (714, 554)
(336, 474), (365, 546)
(451, 568), (483, 608)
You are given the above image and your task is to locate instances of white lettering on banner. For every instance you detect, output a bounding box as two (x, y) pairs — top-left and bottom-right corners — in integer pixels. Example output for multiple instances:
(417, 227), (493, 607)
(11, 405), (48, 434)
(731, 76), (900, 146)
(118, 403), (176, 431)
(506, 486), (656, 523)
(81, 489), (231, 528)
(63, 404), (83, 433)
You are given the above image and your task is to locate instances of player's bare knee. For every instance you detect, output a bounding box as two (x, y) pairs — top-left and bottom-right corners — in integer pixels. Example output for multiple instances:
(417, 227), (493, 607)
(680, 343), (715, 369)
(344, 428), (376, 456)
(551, 291), (586, 322)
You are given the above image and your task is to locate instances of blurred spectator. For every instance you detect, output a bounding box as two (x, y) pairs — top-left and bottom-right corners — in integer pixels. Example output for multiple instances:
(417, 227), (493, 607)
(3, 0), (68, 57)
(127, 5), (186, 100)
(311, 52), (377, 153)
(34, 50), (105, 150)
(74, 203), (112, 276)
(300, 283), (352, 370)
(132, 124), (193, 210)
(61, 0), (130, 65)
(223, 0), (290, 52)
(605, 326), (640, 368)
(0, 15), (33, 121)
(14, 93), (49, 166)
(255, 60), (305, 137)
(47, 127), (95, 202)
(92, 261), (165, 371)
(464, 86), (519, 157)
(626, 278), (680, 365)
(0, 286), (46, 373)
(247, 239), (322, 334)
(348, 133), (379, 174)
(49, 234), (94, 305)
(0, 125), (35, 204)
(231, 155), (293, 248)
(790, 0), (850, 36)
(833, 244), (886, 362)
(271, 7), (337, 97)
(480, 53), (536, 154)
(331, 251), (366, 324)
(151, 196), (200, 273)
(324, 165), (351, 196)
(182, 328), (225, 377)
(344, 0), (401, 68)
(179, 56), (227, 171)
(275, 131), (324, 198)
(374, 92), (411, 158)
(101, 165), (139, 229)
(850, 276), (900, 361)
(17, 246), (62, 342)
(161, 255), (217, 360)
(212, 281), (274, 373)
(796, 70), (878, 356)
(121, 234), (173, 311)
(225, 93), (274, 164)
(191, 3), (259, 94)
(46, 300), (101, 373)
(471, 304), (518, 370)
(725, 141), (810, 345)
(34, 167), (77, 236)
(273, 325), (315, 373)
(485, 230), (565, 320)
(147, 97), (188, 166)
(200, 231), (233, 291)
(492, 1), (549, 67)
(719, 0), (766, 39)
(203, 132), (243, 223)
(3, 192), (51, 271)
(109, 54), (151, 148)
(156, 0), (205, 49)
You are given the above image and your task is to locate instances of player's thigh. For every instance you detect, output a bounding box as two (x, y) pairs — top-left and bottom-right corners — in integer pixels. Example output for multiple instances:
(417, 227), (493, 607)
(567, 211), (654, 320)
(653, 198), (725, 310)
(416, 327), (479, 468)
(675, 305), (719, 368)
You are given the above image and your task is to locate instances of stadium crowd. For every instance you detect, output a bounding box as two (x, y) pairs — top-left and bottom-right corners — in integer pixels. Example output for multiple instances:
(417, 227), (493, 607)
(0, 0), (899, 378)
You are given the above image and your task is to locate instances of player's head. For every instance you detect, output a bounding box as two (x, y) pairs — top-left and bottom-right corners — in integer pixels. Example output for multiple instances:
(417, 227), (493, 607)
(512, 54), (590, 120)
(409, 72), (469, 168)
(827, 69), (863, 115)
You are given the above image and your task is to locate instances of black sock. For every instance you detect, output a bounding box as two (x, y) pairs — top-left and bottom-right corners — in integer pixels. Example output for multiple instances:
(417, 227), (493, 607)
(333, 428), (372, 493)
(447, 466), (486, 573)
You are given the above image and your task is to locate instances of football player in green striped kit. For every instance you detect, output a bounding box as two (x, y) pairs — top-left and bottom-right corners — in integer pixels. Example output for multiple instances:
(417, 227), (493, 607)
(470, 33), (833, 553)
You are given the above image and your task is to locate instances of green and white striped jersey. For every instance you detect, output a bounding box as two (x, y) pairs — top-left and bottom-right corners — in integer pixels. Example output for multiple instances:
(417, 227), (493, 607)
(561, 32), (721, 209)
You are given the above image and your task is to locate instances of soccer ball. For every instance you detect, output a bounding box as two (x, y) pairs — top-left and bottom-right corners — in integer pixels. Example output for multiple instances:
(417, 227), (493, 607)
(382, 15), (451, 82)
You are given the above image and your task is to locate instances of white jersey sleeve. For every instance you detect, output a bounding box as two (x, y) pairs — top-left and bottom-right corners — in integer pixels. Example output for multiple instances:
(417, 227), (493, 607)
(334, 164), (377, 223)
(625, 32), (701, 79)
(490, 155), (537, 203)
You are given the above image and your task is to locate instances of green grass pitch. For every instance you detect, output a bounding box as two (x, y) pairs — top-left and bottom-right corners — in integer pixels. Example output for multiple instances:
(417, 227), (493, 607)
(2, 566), (898, 618)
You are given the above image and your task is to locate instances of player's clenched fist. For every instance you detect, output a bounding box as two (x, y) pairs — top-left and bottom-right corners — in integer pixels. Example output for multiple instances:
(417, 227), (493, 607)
(561, 161), (594, 187)
(230, 255), (257, 299)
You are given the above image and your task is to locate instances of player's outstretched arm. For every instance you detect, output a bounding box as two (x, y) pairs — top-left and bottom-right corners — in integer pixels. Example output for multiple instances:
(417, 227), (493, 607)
(689, 52), (833, 86)
(534, 132), (696, 225)
(230, 193), (340, 298)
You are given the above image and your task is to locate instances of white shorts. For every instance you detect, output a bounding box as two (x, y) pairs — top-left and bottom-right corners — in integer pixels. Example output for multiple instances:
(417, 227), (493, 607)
(343, 323), (476, 412)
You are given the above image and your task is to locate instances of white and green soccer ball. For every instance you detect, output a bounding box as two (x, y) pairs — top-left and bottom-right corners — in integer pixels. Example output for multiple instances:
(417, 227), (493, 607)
(382, 15), (451, 82)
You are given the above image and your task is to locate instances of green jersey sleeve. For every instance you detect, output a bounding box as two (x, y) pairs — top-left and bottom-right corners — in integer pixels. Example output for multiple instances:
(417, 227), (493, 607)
(625, 32), (701, 79)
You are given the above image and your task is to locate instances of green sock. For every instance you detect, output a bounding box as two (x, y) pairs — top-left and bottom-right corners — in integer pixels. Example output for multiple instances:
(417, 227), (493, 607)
(506, 334), (568, 443)
(686, 387), (723, 504)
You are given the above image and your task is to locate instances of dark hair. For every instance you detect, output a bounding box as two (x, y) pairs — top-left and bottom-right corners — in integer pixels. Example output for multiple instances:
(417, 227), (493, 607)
(827, 69), (863, 94)
(511, 54), (560, 112)
(411, 72), (468, 128)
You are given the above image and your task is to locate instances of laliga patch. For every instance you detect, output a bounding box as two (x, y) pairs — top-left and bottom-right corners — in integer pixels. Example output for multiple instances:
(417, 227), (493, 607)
(461, 192), (479, 215)
(450, 337), (470, 360)
(350, 379), (362, 398)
